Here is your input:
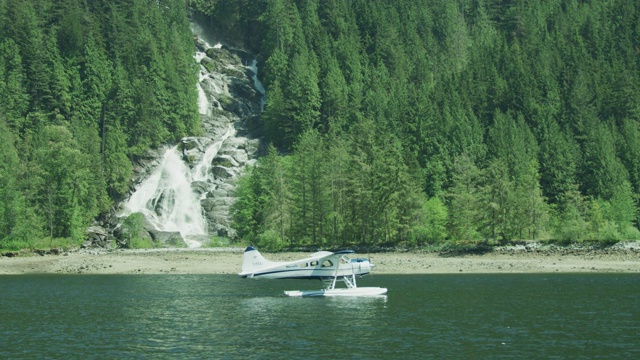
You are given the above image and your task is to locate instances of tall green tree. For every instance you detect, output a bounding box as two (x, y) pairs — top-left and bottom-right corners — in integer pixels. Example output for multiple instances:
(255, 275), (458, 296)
(0, 117), (20, 241)
(290, 129), (326, 245)
(581, 121), (629, 200)
(447, 154), (481, 241)
(0, 39), (29, 132)
(34, 125), (91, 240)
(260, 145), (291, 246)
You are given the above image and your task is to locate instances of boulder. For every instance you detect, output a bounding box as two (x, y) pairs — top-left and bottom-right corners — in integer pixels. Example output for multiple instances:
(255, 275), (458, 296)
(205, 46), (241, 65)
(191, 180), (209, 196)
(207, 212), (231, 228)
(211, 154), (239, 168)
(200, 57), (217, 73)
(212, 188), (228, 198)
(148, 230), (188, 248)
(212, 165), (234, 179)
(201, 198), (216, 213)
(108, 23), (265, 248)
(113, 213), (154, 244)
(85, 226), (113, 248)
(217, 183), (235, 192)
(180, 137), (201, 152)
(230, 149), (249, 165)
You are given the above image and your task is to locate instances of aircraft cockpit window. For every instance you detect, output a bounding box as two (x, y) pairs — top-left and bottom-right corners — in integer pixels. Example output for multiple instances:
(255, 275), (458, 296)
(340, 256), (349, 264)
(321, 260), (333, 268)
(310, 261), (318, 267)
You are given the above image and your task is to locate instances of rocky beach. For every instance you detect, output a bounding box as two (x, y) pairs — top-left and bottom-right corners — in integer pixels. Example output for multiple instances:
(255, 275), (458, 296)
(2, 242), (638, 275)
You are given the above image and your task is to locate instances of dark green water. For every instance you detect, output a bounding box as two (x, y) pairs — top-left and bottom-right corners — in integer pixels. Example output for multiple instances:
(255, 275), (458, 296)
(1, 274), (638, 359)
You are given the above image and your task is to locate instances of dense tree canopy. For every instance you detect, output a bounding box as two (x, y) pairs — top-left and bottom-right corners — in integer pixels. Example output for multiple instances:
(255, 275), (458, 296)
(0, 0), (199, 249)
(2, 0), (639, 250)
(210, 0), (640, 248)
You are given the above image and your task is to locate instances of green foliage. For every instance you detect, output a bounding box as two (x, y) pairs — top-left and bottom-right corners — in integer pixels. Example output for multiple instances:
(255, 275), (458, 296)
(215, 0), (640, 245)
(552, 187), (589, 244)
(33, 237), (81, 251)
(447, 155), (482, 241)
(120, 212), (153, 249)
(0, 0), (199, 249)
(208, 236), (230, 247)
(127, 237), (155, 250)
(0, 118), (21, 242)
(410, 197), (448, 245)
(4, 0), (640, 250)
(256, 229), (286, 251)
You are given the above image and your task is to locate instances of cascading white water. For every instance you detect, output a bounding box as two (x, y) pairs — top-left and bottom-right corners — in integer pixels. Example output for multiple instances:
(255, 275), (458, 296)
(121, 21), (261, 248)
(124, 147), (208, 246)
(197, 82), (210, 115)
(193, 124), (235, 182)
(123, 124), (239, 248)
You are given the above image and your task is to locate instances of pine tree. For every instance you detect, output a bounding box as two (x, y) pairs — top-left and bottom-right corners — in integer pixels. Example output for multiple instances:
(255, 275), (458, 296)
(0, 39), (29, 132)
(553, 186), (589, 243)
(324, 131), (350, 245)
(581, 121), (629, 201)
(260, 145), (291, 247)
(0, 117), (20, 241)
(447, 154), (481, 241)
(290, 129), (326, 245)
(478, 159), (516, 242)
(34, 125), (91, 240)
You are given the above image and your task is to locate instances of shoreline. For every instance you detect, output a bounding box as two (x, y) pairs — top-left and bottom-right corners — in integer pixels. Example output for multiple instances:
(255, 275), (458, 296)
(1, 242), (639, 275)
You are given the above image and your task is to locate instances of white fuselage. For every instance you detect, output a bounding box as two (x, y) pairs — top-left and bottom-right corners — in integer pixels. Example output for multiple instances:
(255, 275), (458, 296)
(239, 249), (374, 280)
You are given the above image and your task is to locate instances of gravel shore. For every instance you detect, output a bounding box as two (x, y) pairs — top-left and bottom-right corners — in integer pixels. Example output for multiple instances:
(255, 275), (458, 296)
(1, 242), (639, 275)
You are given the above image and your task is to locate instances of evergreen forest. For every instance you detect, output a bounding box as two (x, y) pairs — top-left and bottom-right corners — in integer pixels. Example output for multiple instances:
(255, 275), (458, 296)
(194, 0), (640, 249)
(0, 0), (199, 249)
(1, 0), (639, 251)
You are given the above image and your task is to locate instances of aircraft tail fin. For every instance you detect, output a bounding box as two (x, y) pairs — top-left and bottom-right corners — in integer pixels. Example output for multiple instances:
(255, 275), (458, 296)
(241, 246), (271, 275)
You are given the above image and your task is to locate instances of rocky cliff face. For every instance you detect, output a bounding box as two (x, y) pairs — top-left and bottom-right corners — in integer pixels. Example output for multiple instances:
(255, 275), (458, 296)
(186, 36), (265, 240)
(94, 24), (265, 249)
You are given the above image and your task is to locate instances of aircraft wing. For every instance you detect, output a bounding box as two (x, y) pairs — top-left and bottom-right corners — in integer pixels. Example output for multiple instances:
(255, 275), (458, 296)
(239, 246), (362, 278)
(305, 250), (355, 263)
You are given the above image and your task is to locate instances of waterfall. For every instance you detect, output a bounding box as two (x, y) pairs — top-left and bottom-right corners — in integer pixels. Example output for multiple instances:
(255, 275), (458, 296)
(123, 147), (208, 247)
(193, 124), (235, 182)
(119, 20), (261, 248)
(197, 82), (210, 115)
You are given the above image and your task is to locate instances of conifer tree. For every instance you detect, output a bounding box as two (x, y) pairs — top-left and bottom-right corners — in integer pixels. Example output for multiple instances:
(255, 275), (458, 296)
(447, 154), (481, 241)
(0, 118), (20, 241)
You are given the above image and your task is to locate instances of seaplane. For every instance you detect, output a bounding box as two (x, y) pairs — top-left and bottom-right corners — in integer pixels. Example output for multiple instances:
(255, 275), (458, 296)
(239, 246), (387, 297)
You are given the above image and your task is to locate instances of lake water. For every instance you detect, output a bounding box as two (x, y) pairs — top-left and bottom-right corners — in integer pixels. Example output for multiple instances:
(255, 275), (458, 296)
(1, 274), (638, 359)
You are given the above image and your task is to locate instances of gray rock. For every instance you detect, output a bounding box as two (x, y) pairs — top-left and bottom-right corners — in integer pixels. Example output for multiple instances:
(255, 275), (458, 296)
(230, 150), (249, 164)
(191, 181), (210, 195)
(212, 165), (234, 179)
(212, 188), (228, 198)
(87, 226), (107, 237)
(211, 154), (239, 168)
(106, 21), (266, 246)
(148, 230), (187, 248)
(200, 57), (217, 73)
(217, 183), (235, 192)
(201, 198), (219, 213)
(180, 137), (202, 152)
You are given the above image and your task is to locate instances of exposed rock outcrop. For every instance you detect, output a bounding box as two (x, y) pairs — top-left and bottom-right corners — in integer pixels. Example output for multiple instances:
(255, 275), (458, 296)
(99, 23), (264, 248)
(189, 35), (264, 240)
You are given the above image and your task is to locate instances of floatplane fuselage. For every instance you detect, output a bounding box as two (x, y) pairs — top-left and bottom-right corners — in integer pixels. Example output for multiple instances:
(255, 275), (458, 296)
(239, 246), (387, 297)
